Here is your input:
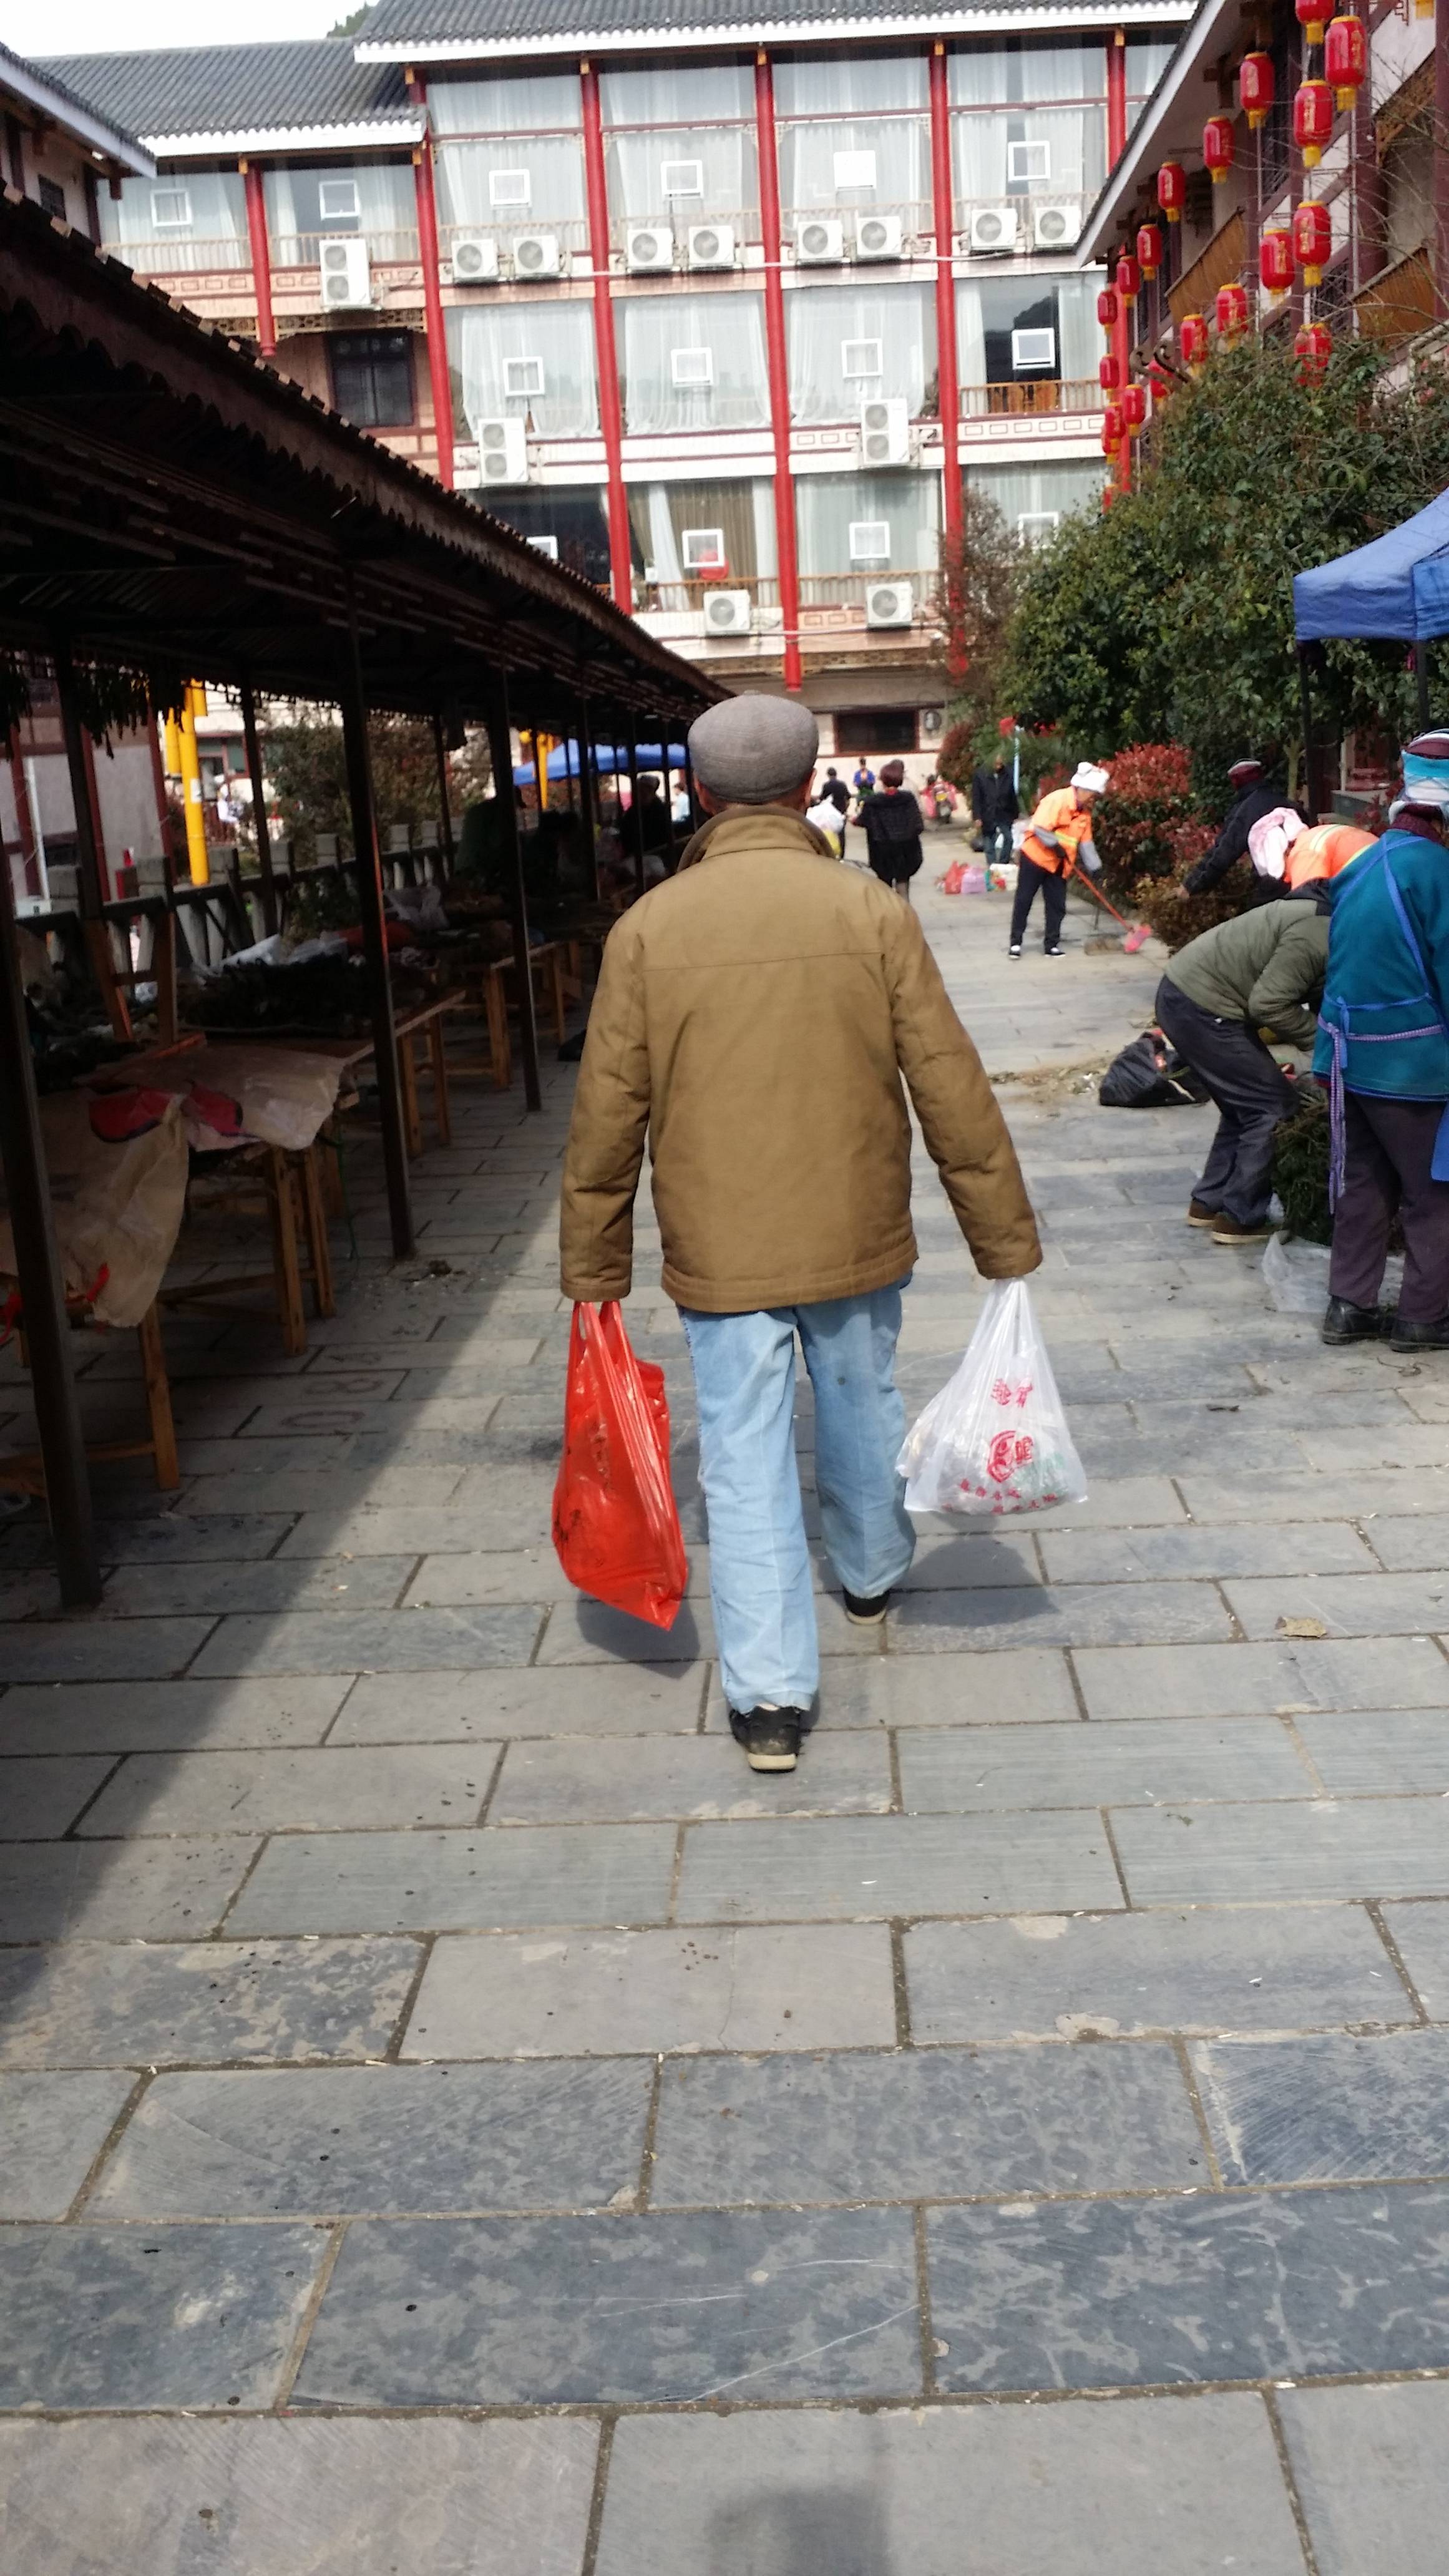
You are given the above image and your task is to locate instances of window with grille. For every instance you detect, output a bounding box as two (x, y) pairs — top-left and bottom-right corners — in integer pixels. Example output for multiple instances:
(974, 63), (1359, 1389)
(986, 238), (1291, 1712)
(849, 519), (892, 559)
(489, 168), (532, 206)
(318, 177), (360, 223)
(841, 338), (884, 378)
(670, 346), (715, 386)
(37, 176), (67, 219)
(661, 160), (703, 197)
(504, 354), (547, 398)
(1007, 140), (1051, 186)
(328, 330), (416, 429)
(150, 184), (192, 227)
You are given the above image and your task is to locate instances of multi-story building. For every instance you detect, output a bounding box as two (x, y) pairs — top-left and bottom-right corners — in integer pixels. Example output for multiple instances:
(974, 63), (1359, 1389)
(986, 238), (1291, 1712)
(36, 4), (1188, 766)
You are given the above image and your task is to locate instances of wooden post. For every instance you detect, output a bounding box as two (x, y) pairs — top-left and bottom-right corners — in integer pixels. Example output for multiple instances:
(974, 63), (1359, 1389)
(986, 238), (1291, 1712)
(339, 607), (415, 1257)
(0, 854), (100, 1604)
(238, 678), (278, 936)
(432, 710), (456, 864)
(54, 644), (130, 1040)
(482, 678), (542, 1111)
(627, 729), (645, 903)
(576, 695), (599, 900)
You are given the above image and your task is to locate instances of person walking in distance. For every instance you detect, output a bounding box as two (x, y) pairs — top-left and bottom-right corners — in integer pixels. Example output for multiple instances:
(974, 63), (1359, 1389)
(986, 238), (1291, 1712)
(559, 697), (1040, 1773)
(1010, 763), (1109, 957)
(859, 759), (924, 897)
(972, 749), (1018, 872)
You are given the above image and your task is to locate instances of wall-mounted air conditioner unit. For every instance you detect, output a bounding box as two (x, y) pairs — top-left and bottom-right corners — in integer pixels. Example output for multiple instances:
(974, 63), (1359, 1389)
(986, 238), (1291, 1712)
(502, 354), (546, 400)
(702, 590), (752, 636)
(1033, 202), (1081, 250)
(860, 396), (909, 465)
(319, 237), (373, 309)
(849, 518), (892, 560)
(1012, 325), (1057, 373)
(688, 222), (735, 271)
(969, 205), (1019, 256)
(865, 579), (913, 629)
(528, 534), (560, 560)
(451, 234), (500, 284)
(670, 346), (714, 386)
(661, 159), (704, 198)
(854, 213), (903, 262)
(477, 416), (529, 485)
(1017, 512), (1061, 545)
(627, 225), (673, 273)
(489, 168), (532, 208)
(682, 526), (727, 570)
(512, 231), (560, 280)
(796, 217), (844, 265)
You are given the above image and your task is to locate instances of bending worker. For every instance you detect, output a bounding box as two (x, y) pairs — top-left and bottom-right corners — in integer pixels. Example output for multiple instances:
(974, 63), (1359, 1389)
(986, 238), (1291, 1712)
(1156, 888), (1330, 1245)
(1181, 750), (1290, 900)
(1010, 762), (1110, 957)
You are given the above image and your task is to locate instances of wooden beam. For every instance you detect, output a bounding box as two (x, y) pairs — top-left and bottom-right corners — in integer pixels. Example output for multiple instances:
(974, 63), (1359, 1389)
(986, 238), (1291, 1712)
(238, 678), (277, 936)
(339, 607), (415, 1258)
(484, 678), (542, 1113)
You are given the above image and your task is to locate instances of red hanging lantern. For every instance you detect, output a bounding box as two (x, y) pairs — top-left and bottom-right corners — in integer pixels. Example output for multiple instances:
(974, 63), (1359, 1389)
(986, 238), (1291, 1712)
(1099, 353), (1121, 391)
(1157, 160), (1187, 222)
(1296, 0), (1329, 42)
(1203, 114), (1236, 182)
(1293, 196), (1334, 285)
(1216, 280), (1249, 339)
(1148, 360), (1174, 403)
(1122, 383), (1148, 436)
(1097, 286), (1119, 330)
(1102, 403), (1125, 454)
(1294, 79), (1334, 166)
(1180, 311), (1209, 369)
(1260, 227), (1295, 296)
(1238, 52), (1276, 129)
(1115, 251), (1141, 301)
(1325, 13), (1366, 108)
(1295, 319), (1333, 379)
(1137, 222), (1164, 280)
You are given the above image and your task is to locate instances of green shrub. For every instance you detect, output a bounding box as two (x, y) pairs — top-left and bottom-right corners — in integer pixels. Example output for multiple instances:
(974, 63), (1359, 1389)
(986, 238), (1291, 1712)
(1272, 1086), (1332, 1246)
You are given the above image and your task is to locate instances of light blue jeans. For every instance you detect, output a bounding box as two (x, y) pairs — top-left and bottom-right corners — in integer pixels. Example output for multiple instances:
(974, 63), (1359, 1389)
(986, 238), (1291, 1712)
(678, 1282), (917, 1715)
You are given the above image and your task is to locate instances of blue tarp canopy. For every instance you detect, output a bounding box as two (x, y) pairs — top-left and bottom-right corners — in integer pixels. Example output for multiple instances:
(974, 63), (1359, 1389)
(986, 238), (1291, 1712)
(512, 739), (686, 786)
(1294, 487), (1449, 643)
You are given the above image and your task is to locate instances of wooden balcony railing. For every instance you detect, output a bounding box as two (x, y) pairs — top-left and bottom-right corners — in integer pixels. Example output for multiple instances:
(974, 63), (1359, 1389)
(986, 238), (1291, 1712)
(104, 236), (251, 276)
(960, 378), (1105, 417)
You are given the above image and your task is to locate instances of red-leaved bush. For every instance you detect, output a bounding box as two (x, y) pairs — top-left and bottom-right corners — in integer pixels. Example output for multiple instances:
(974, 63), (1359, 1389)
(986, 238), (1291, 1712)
(1094, 744), (1201, 894)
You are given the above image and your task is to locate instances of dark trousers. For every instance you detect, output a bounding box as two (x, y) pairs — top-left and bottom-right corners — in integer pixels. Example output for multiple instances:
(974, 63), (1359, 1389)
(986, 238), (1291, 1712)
(1010, 854), (1067, 948)
(1155, 978), (1295, 1227)
(1330, 1091), (1449, 1322)
(982, 824), (1013, 869)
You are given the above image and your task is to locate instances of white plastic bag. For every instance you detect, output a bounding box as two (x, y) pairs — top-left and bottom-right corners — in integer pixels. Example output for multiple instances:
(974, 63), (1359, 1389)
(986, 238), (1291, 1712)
(897, 1279), (1088, 1517)
(1262, 1230), (1403, 1315)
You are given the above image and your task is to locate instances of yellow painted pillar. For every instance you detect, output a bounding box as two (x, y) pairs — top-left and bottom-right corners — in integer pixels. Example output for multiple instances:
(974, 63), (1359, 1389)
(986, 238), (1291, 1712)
(178, 683), (209, 884)
(533, 732), (553, 809)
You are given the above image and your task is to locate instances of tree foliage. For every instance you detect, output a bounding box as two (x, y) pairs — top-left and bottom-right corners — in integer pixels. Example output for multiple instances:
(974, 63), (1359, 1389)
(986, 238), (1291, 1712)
(262, 711), (490, 859)
(939, 485), (1023, 714)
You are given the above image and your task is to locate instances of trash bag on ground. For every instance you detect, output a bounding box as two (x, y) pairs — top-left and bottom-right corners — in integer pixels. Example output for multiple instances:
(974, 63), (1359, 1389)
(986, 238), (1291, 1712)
(1262, 1231), (1403, 1315)
(1100, 1029), (1208, 1108)
(897, 1279), (1088, 1516)
(553, 1300), (687, 1627)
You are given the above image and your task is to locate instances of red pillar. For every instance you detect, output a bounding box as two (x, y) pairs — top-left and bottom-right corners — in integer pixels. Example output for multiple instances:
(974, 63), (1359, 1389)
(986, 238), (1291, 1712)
(1106, 35), (1131, 498)
(930, 42), (962, 554)
(241, 158), (276, 359)
(755, 49), (803, 693)
(409, 91), (454, 491)
(580, 61), (633, 612)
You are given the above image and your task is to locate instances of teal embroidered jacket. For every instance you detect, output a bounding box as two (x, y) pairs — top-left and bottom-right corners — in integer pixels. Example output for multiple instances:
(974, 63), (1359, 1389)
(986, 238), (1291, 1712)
(1312, 830), (1449, 1100)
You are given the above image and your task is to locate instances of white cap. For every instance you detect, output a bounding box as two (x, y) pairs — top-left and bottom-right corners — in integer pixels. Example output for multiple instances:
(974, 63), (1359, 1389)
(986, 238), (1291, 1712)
(1071, 763), (1111, 795)
(1390, 778), (1449, 822)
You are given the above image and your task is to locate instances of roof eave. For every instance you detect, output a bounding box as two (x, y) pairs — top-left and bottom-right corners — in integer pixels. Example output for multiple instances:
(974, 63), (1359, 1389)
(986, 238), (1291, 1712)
(1075, 0), (1236, 264)
(141, 113), (425, 159)
(1, 55), (155, 177)
(358, 2), (1193, 64)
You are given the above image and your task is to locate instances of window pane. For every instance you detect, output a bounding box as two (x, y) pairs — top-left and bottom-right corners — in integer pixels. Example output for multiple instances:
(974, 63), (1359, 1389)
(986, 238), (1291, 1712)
(964, 459), (1105, 530)
(98, 168), (247, 268)
(787, 284), (935, 423)
(605, 125), (757, 224)
(601, 65), (753, 124)
(795, 471), (939, 575)
(265, 162), (416, 263)
(429, 74), (581, 134)
(617, 293), (769, 431)
(774, 56), (927, 114)
(781, 117), (927, 219)
(627, 478), (778, 601)
(446, 300), (599, 436)
(328, 330), (415, 429)
(482, 484), (612, 585)
(950, 41), (1106, 104)
(435, 136), (585, 230)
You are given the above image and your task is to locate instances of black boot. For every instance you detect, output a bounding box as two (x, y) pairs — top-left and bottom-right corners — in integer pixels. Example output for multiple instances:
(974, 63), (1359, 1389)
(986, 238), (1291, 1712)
(1388, 1315), (1449, 1354)
(1321, 1297), (1385, 1345)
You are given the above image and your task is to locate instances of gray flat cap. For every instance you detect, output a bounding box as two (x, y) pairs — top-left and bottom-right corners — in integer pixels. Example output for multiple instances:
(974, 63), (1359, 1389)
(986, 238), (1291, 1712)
(688, 694), (819, 806)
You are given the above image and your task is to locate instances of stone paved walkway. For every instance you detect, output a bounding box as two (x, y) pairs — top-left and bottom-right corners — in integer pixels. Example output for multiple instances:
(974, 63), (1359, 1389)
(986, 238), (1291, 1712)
(4, 872), (1449, 2571)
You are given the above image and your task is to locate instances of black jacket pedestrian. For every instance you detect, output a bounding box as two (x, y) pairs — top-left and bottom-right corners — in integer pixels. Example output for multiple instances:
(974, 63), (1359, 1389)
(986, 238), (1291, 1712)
(861, 788), (924, 884)
(1184, 776), (1290, 895)
(972, 765), (1019, 832)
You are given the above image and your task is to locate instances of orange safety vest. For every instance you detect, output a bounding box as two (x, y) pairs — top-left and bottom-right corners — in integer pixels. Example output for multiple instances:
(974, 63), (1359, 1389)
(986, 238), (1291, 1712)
(1022, 786), (1093, 877)
(1285, 822), (1375, 889)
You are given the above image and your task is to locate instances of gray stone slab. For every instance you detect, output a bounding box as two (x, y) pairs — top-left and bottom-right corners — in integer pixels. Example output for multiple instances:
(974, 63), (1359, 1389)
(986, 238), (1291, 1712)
(1113, 1791), (1449, 1903)
(490, 1734), (892, 1825)
(293, 2205), (920, 2407)
(1362, 1515), (1449, 1571)
(1075, 1637), (1449, 1720)
(1381, 1901), (1449, 2017)
(91, 2059), (651, 2216)
(899, 1717), (1312, 1815)
(0, 1756), (115, 1837)
(1041, 1523), (1378, 1582)
(89, 1515), (296, 1563)
(1279, 2381), (1449, 2576)
(535, 1596), (716, 1664)
(0, 2416), (600, 2576)
(0, 1837), (257, 1941)
(927, 2182), (1449, 2390)
(889, 1583), (1233, 1652)
(1193, 2029), (1449, 2183)
(650, 2041), (1204, 2205)
(703, 1649), (1080, 1733)
(0, 1678), (348, 1755)
(1299, 1423), (1449, 1471)
(0, 1621), (215, 1682)
(77, 1747), (492, 1837)
(188, 1606), (542, 1676)
(0, 2222), (325, 2409)
(1296, 1709), (1449, 1793)
(332, 1664), (706, 1742)
(182, 1467), (467, 1515)
(595, 2397), (1307, 2576)
(906, 1903), (1409, 2044)
(0, 1936), (419, 2068)
(229, 1823), (678, 1935)
(98, 1559), (414, 1617)
(404, 1549), (583, 1606)
(675, 1813), (1123, 1923)
(277, 1504), (553, 1558)
(894, 1533), (1040, 1589)
(1224, 1572), (1449, 1638)
(402, 1924), (897, 2058)
(0, 2071), (135, 2215)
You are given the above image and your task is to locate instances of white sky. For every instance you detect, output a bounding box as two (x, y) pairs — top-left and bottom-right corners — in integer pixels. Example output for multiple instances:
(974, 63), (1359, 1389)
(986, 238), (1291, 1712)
(7, 0), (341, 56)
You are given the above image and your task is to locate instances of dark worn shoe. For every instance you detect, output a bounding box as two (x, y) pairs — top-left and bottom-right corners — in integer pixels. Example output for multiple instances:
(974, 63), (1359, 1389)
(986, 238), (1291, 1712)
(1008, 942), (1023, 959)
(1186, 1198), (1218, 1227)
(1044, 942), (1065, 957)
(1322, 1297), (1386, 1345)
(1211, 1212), (1273, 1244)
(842, 1588), (891, 1626)
(1388, 1315), (1449, 1354)
(728, 1707), (804, 1771)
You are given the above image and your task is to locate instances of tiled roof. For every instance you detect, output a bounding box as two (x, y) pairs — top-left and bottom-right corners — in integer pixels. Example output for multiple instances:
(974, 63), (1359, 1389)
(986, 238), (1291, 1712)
(32, 39), (417, 151)
(358, 0), (1185, 47)
(1, 36), (153, 171)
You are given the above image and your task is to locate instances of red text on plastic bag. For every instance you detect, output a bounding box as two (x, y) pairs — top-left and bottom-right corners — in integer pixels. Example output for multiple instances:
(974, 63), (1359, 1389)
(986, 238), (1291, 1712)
(552, 1300), (688, 1628)
(896, 1279), (1088, 1517)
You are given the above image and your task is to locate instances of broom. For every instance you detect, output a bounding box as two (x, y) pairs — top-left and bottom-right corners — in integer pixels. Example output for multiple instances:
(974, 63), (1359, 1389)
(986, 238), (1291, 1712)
(1063, 856), (1152, 952)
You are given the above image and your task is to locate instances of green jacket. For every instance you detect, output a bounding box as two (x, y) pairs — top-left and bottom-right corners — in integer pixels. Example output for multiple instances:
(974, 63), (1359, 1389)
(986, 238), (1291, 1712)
(1164, 898), (1329, 1046)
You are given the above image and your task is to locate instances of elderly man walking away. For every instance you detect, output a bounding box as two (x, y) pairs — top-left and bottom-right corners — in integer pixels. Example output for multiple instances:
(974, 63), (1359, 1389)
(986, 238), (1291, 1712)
(972, 750), (1018, 872)
(1010, 763), (1109, 958)
(559, 696), (1041, 1773)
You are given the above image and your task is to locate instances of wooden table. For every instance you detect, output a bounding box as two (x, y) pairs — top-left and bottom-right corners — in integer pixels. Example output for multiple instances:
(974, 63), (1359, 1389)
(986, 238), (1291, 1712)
(456, 947), (565, 1091)
(215, 992), (465, 1156)
(0, 1297), (179, 1494)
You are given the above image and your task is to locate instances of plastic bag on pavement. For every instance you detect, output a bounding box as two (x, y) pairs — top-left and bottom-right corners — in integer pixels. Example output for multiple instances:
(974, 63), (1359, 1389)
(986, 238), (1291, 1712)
(1262, 1231), (1404, 1315)
(897, 1279), (1088, 1516)
(552, 1301), (687, 1627)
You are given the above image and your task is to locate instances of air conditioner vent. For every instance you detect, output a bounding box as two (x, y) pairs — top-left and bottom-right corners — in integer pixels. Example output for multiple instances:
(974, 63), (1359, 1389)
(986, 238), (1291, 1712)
(865, 580), (913, 629)
(702, 589), (752, 635)
(451, 234), (500, 284)
(512, 230), (560, 279)
(854, 213), (903, 261)
(687, 222), (736, 271)
(1033, 202), (1081, 250)
(859, 395), (909, 466)
(318, 237), (372, 309)
(968, 204), (1019, 256)
(796, 217), (844, 265)
(627, 225), (673, 273)
(476, 416), (529, 485)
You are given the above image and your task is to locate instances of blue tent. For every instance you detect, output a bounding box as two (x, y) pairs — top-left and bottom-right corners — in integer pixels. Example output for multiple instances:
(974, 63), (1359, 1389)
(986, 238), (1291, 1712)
(512, 739), (688, 787)
(1294, 487), (1449, 643)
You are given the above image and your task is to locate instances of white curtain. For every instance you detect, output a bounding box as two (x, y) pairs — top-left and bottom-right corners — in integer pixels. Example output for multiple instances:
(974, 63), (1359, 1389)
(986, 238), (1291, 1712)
(605, 127), (756, 224)
(954, 284), (987, 388)
(967, 459), (1104, 538)
(1058, 271), (1105, 383)
(952, 107), (1105, 203)
(787, 285), (934, 424)
(445, 301), (599, 436)
(102, 169), (247, 270)
(774, 57), (926, 114)
(1126, 39), (1178, 100)
(263, 162), (416, 263)
(949, 44), (1106, 105)
(429, 74), (581, 135)
(627, 477), (777, 603)
(795, 471), (940, 575)
(601, 65), (753, 124)
(780, 118), (927, 218)
(618, 294), (769, 432)
(434, 136), (585, 230)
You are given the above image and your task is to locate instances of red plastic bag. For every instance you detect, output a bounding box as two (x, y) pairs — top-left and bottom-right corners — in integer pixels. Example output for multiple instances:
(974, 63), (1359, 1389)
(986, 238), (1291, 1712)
(552, 1301), (687, 1629)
